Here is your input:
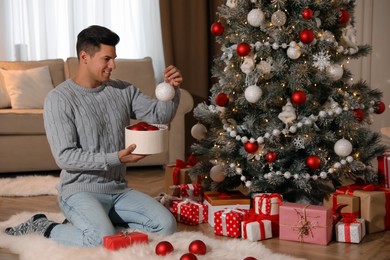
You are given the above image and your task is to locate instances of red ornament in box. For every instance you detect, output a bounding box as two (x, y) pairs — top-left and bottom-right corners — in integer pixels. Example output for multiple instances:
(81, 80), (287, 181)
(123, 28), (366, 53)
(353, 108), (364, 122)
(210, 21), (225, 36)
(103, 231), (148, 250)
(338, 9), (350, 24)
(299, 29), (315, 44)
(374, 101), (385, 114)
(265, 151), (277, 163)
(155, 241), (174, 256)
(244, 141), (258, 154)
(291, 90), (306, 105)
(306, 154), (321, 170)
(215, 93), (229, 107)
(302, 8), (313, 20)
(214, 208), (249, 238)
(236, 42), (251, 57)
(172, 200), (208, 225)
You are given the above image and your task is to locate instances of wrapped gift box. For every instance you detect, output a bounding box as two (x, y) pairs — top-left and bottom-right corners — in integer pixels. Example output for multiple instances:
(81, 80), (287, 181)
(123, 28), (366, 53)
(241, 218), (272, 241)
(203, 191), (251, 227)
(253, 193), (282, 216)
(164, 155), (197, 195)
(214, 208), (249, 238)
(377, 152), (390, 188)
(323, 193), (360, 221)
(103, 231), (148, 250)
(337, 185), (390, 233)
(246, 209), (280, 237)
(172, 200), (208, 225)
(279, 202), (333, 245)
(335, 218), (366, 243)
(179, 184), (203, 202)
(155, 193), (181, 210)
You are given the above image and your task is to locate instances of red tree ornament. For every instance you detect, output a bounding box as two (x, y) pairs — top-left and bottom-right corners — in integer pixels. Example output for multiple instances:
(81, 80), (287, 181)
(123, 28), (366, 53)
(189, 240), (207, 255)
(265, 151), (277, 163)
(302, 8), (313, 20)
(237, 42), (251, 57)
(210, 22), (225, 36)
(215, 93), (229, 107)
(180, 253), (198, 260)
(291, 90), (307, 105)
(243, 257), (258, 260)
(353, 108), (364, 122)
(374, 101), (386, 114)
(155, 241), (174, 256)
(245, 141), (259, 154)
(299, 29), (315, 44)
(306, 155), (321, 170)
(338, 9), (350, 24)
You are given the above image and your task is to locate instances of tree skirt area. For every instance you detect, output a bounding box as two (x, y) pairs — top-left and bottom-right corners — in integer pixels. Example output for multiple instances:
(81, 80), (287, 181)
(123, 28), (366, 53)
(0, 212), (303, 260)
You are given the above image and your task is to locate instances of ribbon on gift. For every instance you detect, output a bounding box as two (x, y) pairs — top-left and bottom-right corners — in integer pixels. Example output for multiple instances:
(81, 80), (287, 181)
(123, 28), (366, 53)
(172, 154), (198, 185)
(255, 193), (282, 216)
(242, 219), (266, 240)
(221, 207), (247, 236)
(176, 199), (204, 223)
(339, 217), (358, 243)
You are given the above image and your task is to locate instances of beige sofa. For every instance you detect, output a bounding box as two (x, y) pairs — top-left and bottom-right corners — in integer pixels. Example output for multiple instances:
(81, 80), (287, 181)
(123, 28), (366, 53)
(0, 57), (194, 173)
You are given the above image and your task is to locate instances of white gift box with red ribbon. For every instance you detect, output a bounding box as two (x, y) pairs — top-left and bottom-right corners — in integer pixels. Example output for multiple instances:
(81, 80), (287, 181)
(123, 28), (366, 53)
(335, 218), (366, 243)
(253, 193), (283, 216)
(241, 219), (273, 241)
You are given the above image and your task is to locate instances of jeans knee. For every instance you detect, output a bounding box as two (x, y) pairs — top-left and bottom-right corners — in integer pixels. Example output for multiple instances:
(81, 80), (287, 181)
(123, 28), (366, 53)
(158, 213), (177, 235)
(83, 230), (104, 247)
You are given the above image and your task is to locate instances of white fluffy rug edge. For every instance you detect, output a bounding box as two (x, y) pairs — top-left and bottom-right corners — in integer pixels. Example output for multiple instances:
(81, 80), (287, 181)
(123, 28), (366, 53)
(0, 175), (58, 196)
(0, 212), (303, 260)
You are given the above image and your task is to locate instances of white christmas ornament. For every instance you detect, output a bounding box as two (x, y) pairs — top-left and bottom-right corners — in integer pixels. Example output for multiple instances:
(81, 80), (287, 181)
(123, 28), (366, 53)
(191, 123), (207, 140)
(245, 85), (262, 103)
(278, 99), (296, 125)
(271, 10), (287, 27)
(240, 56), (255, 74)
(326, 64), (344, 81)
(341, 24), (358, 54)
(247, 9), (265, 27)
(226, 0), (237, 8)
(334, 138), (353, 157)
(287, 46), (302, 59)
(210, 165), (225, 182)
(155, 82), (175, 101)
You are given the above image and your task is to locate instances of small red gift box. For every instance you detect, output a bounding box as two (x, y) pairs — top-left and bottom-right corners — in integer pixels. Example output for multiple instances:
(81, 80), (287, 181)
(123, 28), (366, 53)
(241, 217), (272, 241)
(252, 193), (282, 216)
(164, 155), (198, 196)
(179, 184), (203, 202)
(377, 151), (390, 188)
(103, 231), (148, 250)
(279, 202), (333, 245)
(214, 208), (249, 238)
(172, 199), (208, 225)
(335, 218), (366, 243)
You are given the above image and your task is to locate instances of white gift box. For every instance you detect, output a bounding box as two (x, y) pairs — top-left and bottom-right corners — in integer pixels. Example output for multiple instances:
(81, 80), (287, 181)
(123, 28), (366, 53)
(253, 193), (282, 216)
(125, 124), (168, 154)
(335, 218), (366, 243)
(241, 219), (273, 241)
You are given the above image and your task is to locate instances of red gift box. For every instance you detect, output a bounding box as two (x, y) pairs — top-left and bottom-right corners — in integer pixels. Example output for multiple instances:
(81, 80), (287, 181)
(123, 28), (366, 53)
(214, 208), (249, 238)
(253, 193), (282, 216)
(377, 152), (390, 188)
(172, 199), (208, 225)
(179, 184), (203, 202)
(103, 231), (148, 250)
(279, 202), (333, 245)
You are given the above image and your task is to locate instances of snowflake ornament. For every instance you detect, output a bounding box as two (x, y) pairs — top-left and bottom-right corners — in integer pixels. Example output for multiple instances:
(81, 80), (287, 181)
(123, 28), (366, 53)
(293, 136), (305, 150)
(313, 51), (331, 71)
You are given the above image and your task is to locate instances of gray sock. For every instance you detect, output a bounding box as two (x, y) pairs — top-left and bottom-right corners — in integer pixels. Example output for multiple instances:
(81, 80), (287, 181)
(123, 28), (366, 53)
(5, 214), (56, 237)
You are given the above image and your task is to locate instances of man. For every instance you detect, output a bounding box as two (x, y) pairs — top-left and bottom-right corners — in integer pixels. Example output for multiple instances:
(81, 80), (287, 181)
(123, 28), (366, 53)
(5, 25), (182, 247)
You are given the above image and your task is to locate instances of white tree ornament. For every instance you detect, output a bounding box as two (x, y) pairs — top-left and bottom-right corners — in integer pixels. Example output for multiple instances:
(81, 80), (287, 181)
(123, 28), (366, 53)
(287, 46), (302, 59)
(278, 98), (296, 125)
(240, 55), (255, 74)
(334, 138), (353, 157)
(210, 164), (226, 182)
(155, 82), (175, 101)
(326, 64), (344, 81)
(191, 123), (207, 140)
(226, 0), (237, 8)
(244, 85), (262, 103)
(247, 9), (265, 27)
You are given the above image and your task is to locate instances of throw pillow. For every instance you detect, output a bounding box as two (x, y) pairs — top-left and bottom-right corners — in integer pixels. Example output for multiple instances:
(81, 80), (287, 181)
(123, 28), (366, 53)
(0, 66), (54, 109)
(0, 75), (11, 108)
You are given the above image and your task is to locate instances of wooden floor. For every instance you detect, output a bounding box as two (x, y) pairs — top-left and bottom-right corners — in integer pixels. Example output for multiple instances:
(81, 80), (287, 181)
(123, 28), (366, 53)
(0, 166), (389, 260)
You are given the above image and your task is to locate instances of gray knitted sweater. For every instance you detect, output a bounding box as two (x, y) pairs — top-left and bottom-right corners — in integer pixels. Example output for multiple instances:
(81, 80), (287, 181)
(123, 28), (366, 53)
(43, 79), (180, 199)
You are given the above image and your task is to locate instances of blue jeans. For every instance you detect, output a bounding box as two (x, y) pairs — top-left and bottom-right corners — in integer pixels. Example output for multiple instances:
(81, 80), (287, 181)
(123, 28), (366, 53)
(49, 189), (177, 247)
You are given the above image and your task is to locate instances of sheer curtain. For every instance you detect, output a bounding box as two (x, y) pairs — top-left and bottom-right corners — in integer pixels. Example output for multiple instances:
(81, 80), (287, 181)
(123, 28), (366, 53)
(0, 0), (165, 81)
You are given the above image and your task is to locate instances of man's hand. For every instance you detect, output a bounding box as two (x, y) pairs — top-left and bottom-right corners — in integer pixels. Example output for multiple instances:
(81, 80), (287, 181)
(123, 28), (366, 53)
(118, 144), (146, 163)
(164, 65), (183, 88)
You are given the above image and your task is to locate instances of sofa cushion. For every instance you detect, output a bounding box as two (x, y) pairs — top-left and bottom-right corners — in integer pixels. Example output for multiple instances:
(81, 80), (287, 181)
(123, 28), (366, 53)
(0, 109), (45, 135)
(0, 59), (65, 87)
(0, 66), (54, 109)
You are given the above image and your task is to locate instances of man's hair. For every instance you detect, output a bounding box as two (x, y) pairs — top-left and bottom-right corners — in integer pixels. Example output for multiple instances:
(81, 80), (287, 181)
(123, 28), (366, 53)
(76, 25), (120, 59)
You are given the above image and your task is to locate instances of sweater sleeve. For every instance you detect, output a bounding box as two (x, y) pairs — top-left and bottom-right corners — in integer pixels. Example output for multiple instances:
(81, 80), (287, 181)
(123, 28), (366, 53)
(43, 90), (121, 171)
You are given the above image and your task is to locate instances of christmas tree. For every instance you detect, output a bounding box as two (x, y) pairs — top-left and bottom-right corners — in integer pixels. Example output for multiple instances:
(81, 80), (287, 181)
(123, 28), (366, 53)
(189, 0), (386, 204)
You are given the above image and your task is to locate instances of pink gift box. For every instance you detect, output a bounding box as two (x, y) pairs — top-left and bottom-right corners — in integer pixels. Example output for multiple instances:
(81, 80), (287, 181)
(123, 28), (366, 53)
(241, 218), (272, 241)
(253, 193), (282, 216)
(279, 202), (333, 245)
(335, 218), (366, 243)
(214, 208), (249, 238)
(172, 199), (208, 225)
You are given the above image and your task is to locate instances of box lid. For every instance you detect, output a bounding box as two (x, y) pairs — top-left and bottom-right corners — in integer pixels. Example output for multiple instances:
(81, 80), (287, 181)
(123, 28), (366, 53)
(204, 191), (250, 206)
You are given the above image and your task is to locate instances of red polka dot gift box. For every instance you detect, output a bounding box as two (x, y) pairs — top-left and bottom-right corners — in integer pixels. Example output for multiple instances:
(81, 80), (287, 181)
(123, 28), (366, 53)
(214, 208), (250, 238)
(172, 199), (208, 225)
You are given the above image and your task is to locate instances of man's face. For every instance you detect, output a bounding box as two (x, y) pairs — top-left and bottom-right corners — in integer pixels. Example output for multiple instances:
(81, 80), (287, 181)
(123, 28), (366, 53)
(84, 44), (117, 85)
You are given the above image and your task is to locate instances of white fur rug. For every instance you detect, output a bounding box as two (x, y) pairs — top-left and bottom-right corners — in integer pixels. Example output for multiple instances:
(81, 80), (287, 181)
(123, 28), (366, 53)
(0, 212), (302, 260)
(0, 175), (58, 196)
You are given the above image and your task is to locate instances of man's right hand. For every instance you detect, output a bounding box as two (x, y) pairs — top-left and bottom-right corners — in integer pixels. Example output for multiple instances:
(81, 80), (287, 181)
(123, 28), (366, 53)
(118, 144), (146, 163)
